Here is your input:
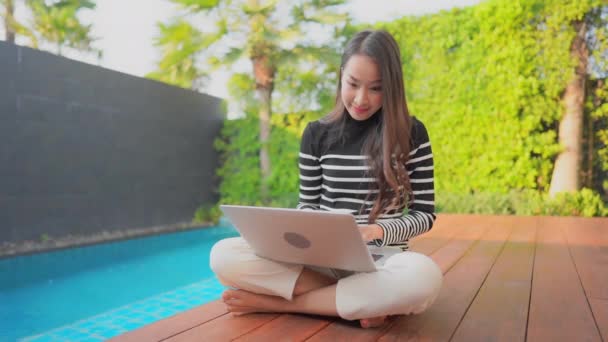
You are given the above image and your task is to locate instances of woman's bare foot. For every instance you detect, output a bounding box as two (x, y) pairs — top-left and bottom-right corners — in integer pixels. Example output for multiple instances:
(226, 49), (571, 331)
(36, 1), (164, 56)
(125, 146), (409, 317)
(359, 315), (388, 328)
(222, 289), (389, 327)
(221, 289), (287, 315)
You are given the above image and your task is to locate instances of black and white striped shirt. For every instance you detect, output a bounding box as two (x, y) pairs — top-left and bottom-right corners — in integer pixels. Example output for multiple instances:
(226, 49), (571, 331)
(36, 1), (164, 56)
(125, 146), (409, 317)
(296, 111), (435, 250)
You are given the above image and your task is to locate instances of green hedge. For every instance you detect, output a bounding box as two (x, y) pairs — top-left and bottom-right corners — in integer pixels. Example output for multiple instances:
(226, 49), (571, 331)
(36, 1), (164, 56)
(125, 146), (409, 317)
(197, 188), (607, 224)
(380, 0), (606, 194)
(201, 0), (608, 220)
(437, 189), (608, 216)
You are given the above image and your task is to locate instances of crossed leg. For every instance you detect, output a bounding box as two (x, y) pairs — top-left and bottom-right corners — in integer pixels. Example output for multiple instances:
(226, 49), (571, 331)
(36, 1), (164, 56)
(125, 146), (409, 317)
(221, 267), (387, 328)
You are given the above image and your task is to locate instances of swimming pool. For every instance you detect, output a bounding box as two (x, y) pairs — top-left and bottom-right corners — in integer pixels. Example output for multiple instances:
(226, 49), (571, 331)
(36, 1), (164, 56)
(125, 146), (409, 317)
(0, 222), (239, 341)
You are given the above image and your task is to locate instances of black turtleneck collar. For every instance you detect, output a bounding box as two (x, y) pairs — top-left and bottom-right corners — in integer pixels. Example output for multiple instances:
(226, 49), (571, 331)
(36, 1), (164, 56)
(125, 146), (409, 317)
(344, 108), (383, 132)
(321, 109), (383, 151)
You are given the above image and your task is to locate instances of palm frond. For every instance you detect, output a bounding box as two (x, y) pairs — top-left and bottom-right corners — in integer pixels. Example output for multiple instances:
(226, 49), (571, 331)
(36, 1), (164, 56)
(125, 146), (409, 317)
(171, 0), (220, 12)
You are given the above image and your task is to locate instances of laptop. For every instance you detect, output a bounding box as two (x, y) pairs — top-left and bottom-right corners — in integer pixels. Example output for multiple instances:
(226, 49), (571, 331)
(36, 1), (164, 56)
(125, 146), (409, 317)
(220, 205), (389, 272)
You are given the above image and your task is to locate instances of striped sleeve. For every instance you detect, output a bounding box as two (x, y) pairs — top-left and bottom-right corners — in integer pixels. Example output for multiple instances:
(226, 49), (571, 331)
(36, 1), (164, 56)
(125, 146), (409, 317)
(374, 119), (436, 246)
(296, 122), (322, 210)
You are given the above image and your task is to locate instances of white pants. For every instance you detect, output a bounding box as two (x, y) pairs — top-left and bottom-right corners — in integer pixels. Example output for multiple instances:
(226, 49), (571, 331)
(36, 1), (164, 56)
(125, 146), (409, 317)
(209, 237), (443, 320)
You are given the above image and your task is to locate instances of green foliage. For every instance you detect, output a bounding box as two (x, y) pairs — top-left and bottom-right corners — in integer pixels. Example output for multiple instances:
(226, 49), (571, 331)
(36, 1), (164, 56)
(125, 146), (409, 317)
(383, 2), (552, 193)
(147, 20), (209, 89)
(266, 112), (322, 205)
(151, 0), (348, 101)
(27, 0), (97, 54)
(40, 233), (50, 243)
(547, 188), (608, 216)
(212, 0), (608, 217)
(215, 111), (324, 207)
(1, 0), (97, 54)
(556, 190), (603, 216)
(378, 0), (607, 197)
(1, 0), (39, 47)
(194, 204), (222, 225)
(437, 189), (608, 217)
(215, 116), (263, 206)
(437, 192), (525, 216)
(588, 78), (608, 195)
(273, 52), (340, 113)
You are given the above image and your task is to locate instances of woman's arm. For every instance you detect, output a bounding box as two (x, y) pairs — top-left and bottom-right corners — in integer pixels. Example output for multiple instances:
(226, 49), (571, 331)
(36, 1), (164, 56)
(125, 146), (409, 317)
(370, 119), (436, 246)
(297, 122), (322, 210)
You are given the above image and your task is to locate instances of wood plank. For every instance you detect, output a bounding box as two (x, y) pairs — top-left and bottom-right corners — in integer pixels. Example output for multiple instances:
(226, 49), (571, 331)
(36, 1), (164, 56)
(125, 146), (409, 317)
(307, 319), (393, 342)
(451, 223), (536, 342)
(109, 300), (228, 342)
(376, 223), (512, 341)
(428, 224), (487, 274)
(564, 217), (608, 342)
(110, 214), (477, 342)
(409, 222), (466, 256)
(112, 215), (608, 342)
(563, 217), (608, 299)
(164, 312), (279, 341)
(527, 217), (602, 342)
(233, 314), (333, 341)
(589, 298), (608, 341)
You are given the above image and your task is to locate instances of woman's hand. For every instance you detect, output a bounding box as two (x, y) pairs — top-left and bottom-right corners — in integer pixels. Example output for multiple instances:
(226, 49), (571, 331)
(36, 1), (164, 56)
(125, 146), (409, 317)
(358, 224), (384, 242)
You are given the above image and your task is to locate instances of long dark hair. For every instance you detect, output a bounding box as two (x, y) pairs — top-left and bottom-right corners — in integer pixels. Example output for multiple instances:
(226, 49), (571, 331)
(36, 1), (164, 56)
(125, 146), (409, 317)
(324, 29), (413, 223)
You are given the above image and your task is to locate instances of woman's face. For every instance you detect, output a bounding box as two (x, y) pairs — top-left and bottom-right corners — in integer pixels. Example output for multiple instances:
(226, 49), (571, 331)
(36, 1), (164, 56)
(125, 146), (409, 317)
(341, 54), (383, 121)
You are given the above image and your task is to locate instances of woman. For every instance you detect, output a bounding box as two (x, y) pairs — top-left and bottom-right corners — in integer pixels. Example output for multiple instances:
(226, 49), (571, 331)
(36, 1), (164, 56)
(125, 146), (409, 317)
(210, 29), (442, 329)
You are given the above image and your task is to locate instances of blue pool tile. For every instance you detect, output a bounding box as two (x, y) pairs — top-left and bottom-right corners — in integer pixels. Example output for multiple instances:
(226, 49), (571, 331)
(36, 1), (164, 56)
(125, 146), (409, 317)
(75, 336), (105, 342)
(107, 317), (132, 327)
(120, 321), (146, 330)
(83, 318), (109, 326)
(96, 329), (123, 339)
(19, 276), (234, 342)
(139, 305), (161, 313)
(128, 302), (149, 311)
(133, 314), (159, 323)
(174, 304), (193, 311)
(77, 321), (97, 329)
(21, 335), (57, 342)
(86, 328), (116, 337)
(157, 308), (179, 316)
(47, 328), (84, 339)
(86, 327), (108, 335)
(158, 299), (178, 306)
(112, 308), (135, 316)
(56, 332), (91, 341)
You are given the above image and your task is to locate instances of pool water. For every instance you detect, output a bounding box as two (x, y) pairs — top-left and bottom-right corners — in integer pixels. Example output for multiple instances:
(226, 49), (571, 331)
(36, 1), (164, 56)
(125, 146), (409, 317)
(0, 223), (239, 341)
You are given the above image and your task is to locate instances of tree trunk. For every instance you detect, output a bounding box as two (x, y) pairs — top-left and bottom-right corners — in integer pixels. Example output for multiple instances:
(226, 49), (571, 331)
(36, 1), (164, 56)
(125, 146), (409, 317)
(4, 0), (15, 43)
(549, 20), (588, 196)
(252, 55), (275, 200)
(257, 86), (272, 197)
(590, 79), (605, 193)
(584, 102), (593, 188)
(582, 79), (601, 190)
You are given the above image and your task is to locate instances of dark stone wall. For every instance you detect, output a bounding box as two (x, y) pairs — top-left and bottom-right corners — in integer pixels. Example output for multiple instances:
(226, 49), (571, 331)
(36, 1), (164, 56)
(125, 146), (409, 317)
(0, 42), (224, 244)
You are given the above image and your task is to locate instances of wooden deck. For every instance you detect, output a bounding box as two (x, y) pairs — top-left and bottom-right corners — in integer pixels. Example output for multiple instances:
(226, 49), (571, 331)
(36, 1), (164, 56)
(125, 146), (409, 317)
(111, 214), (607, 341)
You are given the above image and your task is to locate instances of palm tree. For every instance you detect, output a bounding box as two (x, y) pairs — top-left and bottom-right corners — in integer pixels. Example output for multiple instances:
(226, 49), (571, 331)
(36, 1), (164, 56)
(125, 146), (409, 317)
(147, 20), (206, 89)
(1, 0), (38, 47)
(151, 0), (347, 199)
(2, 0), (15, 42)
(549, 5), (607, 196)
(549, 19), (588, 196)
(27, 0), (97, 56)
(1, 0), (96, 55)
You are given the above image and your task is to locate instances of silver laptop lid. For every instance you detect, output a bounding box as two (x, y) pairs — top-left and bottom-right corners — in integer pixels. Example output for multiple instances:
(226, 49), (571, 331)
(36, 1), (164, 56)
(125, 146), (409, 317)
(220, 205), (377, 272)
